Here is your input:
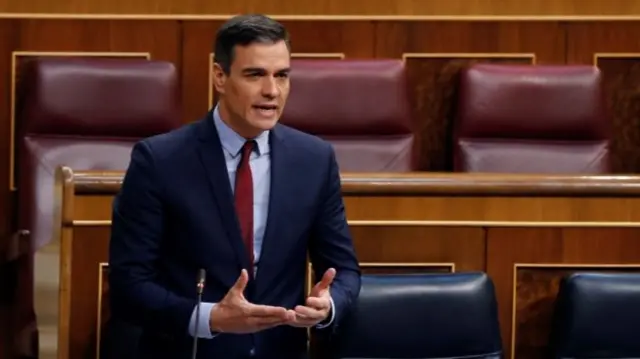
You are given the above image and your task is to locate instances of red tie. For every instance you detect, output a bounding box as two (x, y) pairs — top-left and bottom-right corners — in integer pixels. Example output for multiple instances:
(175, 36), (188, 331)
(235, 140), (255, 265)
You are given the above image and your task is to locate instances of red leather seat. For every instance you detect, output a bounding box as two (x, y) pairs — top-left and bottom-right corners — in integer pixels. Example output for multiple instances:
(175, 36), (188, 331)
(10, 57), (180, 358)
(281, 59), (416, 171)
(16, 57), (180, 251)
(454, 64), (610, 173)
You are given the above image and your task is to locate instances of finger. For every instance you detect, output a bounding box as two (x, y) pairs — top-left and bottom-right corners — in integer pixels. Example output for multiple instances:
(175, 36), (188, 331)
(285, 309), (297, 322)
(244, 303), (290, 318)
(289, 310), (323, 328)
(250, 310), (296, 330)
(306, 297), (330, 310)
(311, 268), (335, 296)
(294, 305), (325, 320)
(230, 269), (249, 295)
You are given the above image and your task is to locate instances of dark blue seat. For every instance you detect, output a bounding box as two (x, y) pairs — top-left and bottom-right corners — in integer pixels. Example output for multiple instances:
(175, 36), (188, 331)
(330, 272), (503, 359)
(551, 272), (640, 359)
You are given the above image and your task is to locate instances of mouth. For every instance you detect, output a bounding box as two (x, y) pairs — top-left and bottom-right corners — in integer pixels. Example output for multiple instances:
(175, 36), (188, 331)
(252, 104), (278, 117)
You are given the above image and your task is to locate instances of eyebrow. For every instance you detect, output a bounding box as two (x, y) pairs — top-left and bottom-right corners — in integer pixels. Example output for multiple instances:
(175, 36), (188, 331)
(241, 67), (291, 75)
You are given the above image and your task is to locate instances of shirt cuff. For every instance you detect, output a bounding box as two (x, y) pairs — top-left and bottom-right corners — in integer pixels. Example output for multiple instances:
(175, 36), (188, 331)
(315, 296), (335, 329)
(188, 302), (218, 339)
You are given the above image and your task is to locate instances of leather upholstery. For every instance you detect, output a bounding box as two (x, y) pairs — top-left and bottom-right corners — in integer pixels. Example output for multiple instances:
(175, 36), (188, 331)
(455, 64), (610, 173)
(551, 272), (640, 359)
(281, 59), (416, 171)
(16, 57), (180, 250)
(331, 272), (503, 359)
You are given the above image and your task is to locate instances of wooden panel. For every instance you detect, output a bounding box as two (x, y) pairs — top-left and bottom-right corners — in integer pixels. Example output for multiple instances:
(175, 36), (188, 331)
(0, 0), (639, 16)
(0, 19), (17, 255)
(60, 225), (110, 359)
(566, 22), (640, 174)
(345, 196), (640, 222)
(350, 225), (485, 271)
(596, 55), (640, 173)
(374, 22), (565, 62)
(73, 196), (116, 221)
(55, 170), (640, 359)
(513, 265), (640, 359)
(98, 262), (108, 358)
(486, 227), (640, 359)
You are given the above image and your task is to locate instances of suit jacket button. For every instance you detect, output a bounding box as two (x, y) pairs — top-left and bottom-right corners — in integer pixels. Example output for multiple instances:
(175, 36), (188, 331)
(249, 348), (256, 357)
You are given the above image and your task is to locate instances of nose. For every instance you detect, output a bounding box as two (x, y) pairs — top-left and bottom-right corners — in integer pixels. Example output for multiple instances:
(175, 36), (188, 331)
(261, 77), (279, 98)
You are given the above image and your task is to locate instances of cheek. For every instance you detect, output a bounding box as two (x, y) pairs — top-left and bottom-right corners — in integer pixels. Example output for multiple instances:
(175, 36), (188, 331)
(228, 86), (252, 110)
(279, 82), (290, 97)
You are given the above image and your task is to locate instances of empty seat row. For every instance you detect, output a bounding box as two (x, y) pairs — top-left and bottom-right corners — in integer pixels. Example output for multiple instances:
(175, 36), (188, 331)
(330, 272), (640, 359)
(12, 57), (612, 260)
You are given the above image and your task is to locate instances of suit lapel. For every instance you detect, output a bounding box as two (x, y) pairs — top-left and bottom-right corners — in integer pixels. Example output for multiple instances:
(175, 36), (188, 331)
(255, 125), (291, 297)
(196, 115), (251, 271)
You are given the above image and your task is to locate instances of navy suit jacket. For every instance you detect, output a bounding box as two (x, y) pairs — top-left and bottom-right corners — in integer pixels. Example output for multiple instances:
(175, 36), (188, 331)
(108, 111), (361, 359)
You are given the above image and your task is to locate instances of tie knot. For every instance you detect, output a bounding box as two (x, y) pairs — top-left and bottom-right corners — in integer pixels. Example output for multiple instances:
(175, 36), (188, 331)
(241, 140), (256, 158)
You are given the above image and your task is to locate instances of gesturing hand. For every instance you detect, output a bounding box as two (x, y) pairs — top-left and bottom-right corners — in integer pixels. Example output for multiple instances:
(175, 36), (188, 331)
(290, 268), (336, 328)
(210, 269), (296, 334)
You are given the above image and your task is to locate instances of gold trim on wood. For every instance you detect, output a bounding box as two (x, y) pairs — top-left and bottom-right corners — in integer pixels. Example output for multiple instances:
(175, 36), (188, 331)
(208, 52), (345, 108)
(348, 220), (640, 227)
(593, 52), (640, 66)
(509, 263), (640, 359)
(64, 169), (640, 195)
(96, 262), (108, 359)
(289, 53), (345, 59)
(64, 219), (640, 228)
(10, 51), (151, 191)
(56, 166), (76, 359)
(361, 261), (456, 272)
(69, 220), (112, 227)
(3, 14), (640, 21)
(402, 52), (537, 64)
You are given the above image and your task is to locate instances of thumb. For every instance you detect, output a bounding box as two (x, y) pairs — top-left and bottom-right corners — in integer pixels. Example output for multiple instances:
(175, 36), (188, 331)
(311, 268), (336, 296)
(230, 269), (249, 295)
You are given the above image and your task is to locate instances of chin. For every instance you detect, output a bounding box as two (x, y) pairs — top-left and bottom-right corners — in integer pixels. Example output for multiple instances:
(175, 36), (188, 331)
(249, 118), (279, 132)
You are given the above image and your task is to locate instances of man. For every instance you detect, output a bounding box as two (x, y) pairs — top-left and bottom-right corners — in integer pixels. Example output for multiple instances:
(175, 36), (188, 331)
(108, 14), (362, 359)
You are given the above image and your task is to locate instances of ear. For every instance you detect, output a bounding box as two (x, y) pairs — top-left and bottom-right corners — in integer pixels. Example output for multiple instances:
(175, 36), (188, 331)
(212, 63), (227, 95)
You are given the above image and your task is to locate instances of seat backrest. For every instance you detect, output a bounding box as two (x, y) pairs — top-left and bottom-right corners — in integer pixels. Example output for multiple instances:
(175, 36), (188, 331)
(281, 59), (416, 171)
(454, 64), (610, 173)
(551, 272), (640, 359)
(15, 57), (180, 250)
(331, 272), (503, 359)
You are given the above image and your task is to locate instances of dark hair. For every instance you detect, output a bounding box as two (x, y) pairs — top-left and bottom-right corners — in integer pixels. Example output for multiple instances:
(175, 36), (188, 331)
(214, 14), (290, 74)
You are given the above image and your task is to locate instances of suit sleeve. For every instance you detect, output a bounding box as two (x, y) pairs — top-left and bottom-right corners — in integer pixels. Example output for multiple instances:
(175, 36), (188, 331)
(308, 145), (361, 331)
(108, 141), (196, 336)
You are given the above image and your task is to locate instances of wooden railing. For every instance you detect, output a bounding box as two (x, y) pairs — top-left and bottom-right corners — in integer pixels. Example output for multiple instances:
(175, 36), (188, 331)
(55, 166), (640, 359)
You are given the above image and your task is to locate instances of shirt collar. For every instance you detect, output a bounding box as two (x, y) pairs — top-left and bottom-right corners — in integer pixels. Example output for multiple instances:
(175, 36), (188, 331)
(212, 105), (270, 158)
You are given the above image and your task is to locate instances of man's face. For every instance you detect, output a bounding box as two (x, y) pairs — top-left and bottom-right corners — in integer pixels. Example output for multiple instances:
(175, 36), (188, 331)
(213, 40), (291, 138)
